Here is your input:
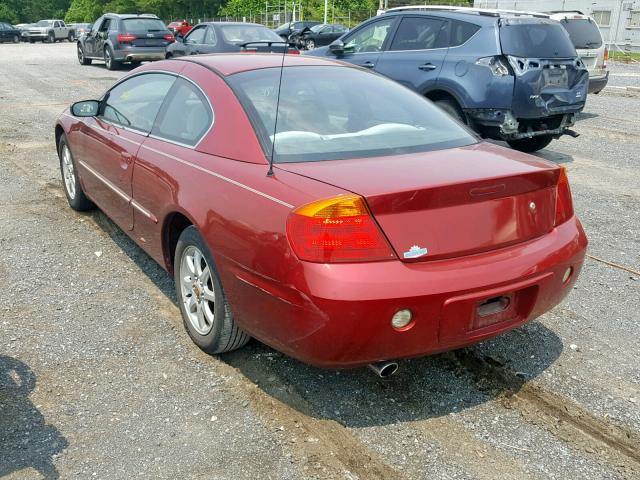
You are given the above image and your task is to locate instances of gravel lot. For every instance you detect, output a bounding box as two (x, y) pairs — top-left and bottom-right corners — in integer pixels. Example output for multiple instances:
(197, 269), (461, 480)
(0, 42), (638, 480)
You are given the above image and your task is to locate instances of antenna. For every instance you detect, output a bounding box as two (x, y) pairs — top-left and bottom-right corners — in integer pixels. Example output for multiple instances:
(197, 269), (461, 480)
(239, 41), (290, 177)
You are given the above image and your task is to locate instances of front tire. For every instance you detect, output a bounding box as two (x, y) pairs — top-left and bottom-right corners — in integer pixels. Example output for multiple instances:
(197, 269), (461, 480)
(77, 44), (92, 65)
(507, 135), (554, 153)
(47, 32), (55, 43)
(58, 135), (94, 211)
(174, 226), (250, 354)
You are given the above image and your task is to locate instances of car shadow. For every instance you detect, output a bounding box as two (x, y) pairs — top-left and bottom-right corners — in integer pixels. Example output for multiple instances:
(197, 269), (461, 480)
(0, 356), (68, 479)
(487, 139), (574, 164)
(87, 210), (563, 428)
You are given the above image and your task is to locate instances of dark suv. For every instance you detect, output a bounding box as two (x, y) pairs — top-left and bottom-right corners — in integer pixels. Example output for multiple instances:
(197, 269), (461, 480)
(307, 7), (588, 152)
(77, 13), (174, 70)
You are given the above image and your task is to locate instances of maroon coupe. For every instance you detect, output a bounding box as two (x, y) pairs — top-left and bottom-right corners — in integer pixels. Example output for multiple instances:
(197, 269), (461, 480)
(55, 54), (587, 375)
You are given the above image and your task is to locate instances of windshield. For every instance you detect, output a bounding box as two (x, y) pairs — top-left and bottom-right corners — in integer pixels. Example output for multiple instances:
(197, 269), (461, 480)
(229, 66), (476, 163)
(122, 18), (167, 33)
(560, 18), (602, 49)
(36, 21), (54, 27)
(220, 25), (282, 43)
(500, 20), (576, 58)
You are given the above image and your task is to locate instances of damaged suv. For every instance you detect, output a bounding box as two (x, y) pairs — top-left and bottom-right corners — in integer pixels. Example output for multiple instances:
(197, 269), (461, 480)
(307, 7), (588, 152)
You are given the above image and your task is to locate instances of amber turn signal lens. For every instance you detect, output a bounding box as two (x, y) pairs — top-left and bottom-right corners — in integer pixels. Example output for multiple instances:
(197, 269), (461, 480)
(554, 167), (574, 226)
(286, 194), (396, 263)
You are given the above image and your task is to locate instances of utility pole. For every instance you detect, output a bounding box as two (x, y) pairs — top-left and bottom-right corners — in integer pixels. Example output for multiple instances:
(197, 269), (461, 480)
(324, 0), (328, 23)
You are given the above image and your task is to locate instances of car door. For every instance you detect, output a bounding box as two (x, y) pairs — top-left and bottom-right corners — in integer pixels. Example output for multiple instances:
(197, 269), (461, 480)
(333, 17), (396, 70)
(76, 73), (176, 231)
(94, 18), (112, 55)
(84, 17), (103, 56)
(375, 16), (448, 93)
(132, 77), (214, 262)
(182, 25), (207, 55)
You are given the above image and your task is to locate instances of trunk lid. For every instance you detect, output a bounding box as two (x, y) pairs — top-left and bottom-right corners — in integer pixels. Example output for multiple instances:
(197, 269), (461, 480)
(278, 142), (561, 262)
(499, 18), (588, 118)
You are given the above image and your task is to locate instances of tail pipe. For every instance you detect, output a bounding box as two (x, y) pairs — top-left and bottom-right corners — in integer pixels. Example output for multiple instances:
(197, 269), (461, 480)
(368, 361), (398, 378)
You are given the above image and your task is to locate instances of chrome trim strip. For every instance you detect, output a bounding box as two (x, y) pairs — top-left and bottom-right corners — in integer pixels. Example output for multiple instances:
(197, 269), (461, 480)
(88, 121), (144, 147)
(78, 160), (130, 203)
(131, 199), (158, 223)
(140, 144), (294, 209)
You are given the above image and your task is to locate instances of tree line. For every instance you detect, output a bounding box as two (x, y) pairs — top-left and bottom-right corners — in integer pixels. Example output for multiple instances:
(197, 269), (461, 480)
(0, 0), (380, 24)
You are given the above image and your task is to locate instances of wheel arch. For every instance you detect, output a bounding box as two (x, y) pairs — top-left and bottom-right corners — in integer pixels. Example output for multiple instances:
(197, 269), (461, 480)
(424, 88), (464, 109)
(162, 210), (196, 274)
(54, 124), (65, 151)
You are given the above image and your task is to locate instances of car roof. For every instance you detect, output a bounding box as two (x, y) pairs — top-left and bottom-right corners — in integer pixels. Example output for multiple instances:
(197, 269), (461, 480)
(381, 6), (549, 24)
(201, 22), (266, 27)
(179, 53), (347, 76)
(105, 13), (160, 19)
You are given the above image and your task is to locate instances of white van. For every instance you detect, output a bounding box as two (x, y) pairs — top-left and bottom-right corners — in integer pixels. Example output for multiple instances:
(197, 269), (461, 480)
(547, 11), (609, 94)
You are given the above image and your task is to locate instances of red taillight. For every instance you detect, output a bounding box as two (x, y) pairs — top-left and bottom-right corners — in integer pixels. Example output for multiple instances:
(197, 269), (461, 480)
(603, 48), (609, 68)
(164, 34), (175, 42)
(554, 167), (574, 226)
(286, 194), (396, 263)
(117, 34), (136, 43)
(287, 49), (300, 55)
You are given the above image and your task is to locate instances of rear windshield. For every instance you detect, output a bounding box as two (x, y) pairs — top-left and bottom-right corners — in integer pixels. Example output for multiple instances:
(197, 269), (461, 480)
(228, 66), (476, 163)
(122, 18), (167, 33)
(220, 25), (281, 43)
(560, 18), (602, 49)
(500, 20), (576, 58)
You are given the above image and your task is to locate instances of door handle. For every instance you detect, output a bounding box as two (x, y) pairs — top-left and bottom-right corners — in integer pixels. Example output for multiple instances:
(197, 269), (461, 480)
(361, 61), (375, 69)
(121, 153), (133, 165)
(419, 63), (437, 71)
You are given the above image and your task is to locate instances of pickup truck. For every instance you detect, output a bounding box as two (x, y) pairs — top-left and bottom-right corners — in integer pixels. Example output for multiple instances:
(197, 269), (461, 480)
(26, 20), (76, 43)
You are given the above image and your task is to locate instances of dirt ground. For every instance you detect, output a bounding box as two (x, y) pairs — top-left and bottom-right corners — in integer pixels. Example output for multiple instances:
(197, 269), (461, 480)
(0, 42), (638, 479)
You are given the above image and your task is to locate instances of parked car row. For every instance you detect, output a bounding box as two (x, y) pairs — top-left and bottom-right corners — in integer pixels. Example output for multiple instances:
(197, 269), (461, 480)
(288, 23), (349, 50)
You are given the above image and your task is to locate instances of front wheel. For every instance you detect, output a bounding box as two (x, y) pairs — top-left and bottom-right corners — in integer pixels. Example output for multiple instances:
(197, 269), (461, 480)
(58, 135), (94, 211)
(47, 32), (55, 43)
(174, 226), (250, 354)
(507, 135), (554, 153)
(77, 44), (92, 65)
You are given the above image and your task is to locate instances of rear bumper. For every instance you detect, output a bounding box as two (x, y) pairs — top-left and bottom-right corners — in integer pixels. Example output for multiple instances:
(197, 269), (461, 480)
(226, 216), (588, 368)
(588, 71), (609, 94)
(468, 109), (579, 141)
(113, 48), (166, 62)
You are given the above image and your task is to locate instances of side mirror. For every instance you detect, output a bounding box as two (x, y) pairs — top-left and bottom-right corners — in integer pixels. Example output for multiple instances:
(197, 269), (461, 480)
(71, 100), (100, 117)
(329, 39), (345, 54)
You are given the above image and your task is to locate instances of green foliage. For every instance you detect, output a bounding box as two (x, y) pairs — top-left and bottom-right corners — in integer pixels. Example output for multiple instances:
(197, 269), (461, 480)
(0, 3), (19, 23)
(64, 0), (102, 22)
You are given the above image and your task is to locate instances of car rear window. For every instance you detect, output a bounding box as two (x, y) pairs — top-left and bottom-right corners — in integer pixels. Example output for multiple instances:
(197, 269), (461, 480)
(122, 18), (167, 33)
(220, 25), (281, 43)
(228, 66), (476, 163)
(500, 19), (576, 58)
(559, 18), (602, 49)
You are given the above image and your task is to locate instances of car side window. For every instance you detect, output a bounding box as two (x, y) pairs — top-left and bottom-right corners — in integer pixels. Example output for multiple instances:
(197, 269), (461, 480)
(152, 78), (213, 146)
(344, 18), (394, 53)
(186, 26), (206, 44)
(101, 74), (176, 133)
(0, 24), (6, 30)
(449, 20), (480, 47)
(389, 17), (446, 51)
(204, 26), (217, 45)
(54, 21), (61, 28)
(91, 18), (102, 34)
(99, 18), (110, 33)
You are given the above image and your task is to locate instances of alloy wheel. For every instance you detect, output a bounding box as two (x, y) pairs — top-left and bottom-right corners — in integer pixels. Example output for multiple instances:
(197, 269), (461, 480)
(61, 144), (76, 199)
(306, 39), (315, 50)
(104, 49), (111, 69)
(77, 46), (84, 63)
(179, 246), (216, 335)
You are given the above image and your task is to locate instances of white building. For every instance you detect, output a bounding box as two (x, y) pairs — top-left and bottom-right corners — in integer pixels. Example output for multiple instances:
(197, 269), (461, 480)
(473, 0), (640, 51)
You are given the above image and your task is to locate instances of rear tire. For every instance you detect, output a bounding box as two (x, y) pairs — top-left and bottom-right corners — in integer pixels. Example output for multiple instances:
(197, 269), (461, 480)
(29, 38), (34, 43)
(174, 226), (250, 355)
(434, 98), (467, 125)
(68, 32), (75, 42)
(47, 32), (55, 43)
(58, 135), (94, 211)
(305, 39), (315, 50)
(12, 34), (19, 43)
(104, 46), (119, 70)
(507, 135), (554, 153)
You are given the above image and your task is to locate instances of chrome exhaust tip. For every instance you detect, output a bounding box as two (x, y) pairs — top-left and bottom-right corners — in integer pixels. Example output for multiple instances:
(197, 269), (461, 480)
(368, 361), (398, 378)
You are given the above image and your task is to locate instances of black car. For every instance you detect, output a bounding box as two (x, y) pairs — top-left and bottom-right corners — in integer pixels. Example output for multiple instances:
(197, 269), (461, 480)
(290, 23), (348, 50)
(273, 20), (320, 41)
(166, 22), (294, 58)
(0, 22), (21, 43)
